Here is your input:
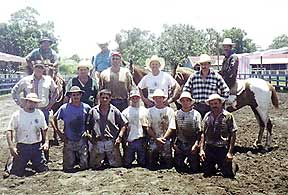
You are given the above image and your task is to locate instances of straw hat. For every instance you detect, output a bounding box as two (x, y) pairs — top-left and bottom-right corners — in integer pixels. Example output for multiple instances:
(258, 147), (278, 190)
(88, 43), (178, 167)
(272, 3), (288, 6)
(77, 60), (92, 69)
(151, 89), (167, 98)
(21, 93), (42, 103)
(129, 89), (141, 98)
(198, 54), (213, 64)
(39, 37), (53, 44)
(205, 94), (225, 105)
(66, 86), (85, 95)
(177, 91), (195, 104)
(220, 38), (235, 46)
(145, 55), (165, 71)
(33, 60), (45, 68)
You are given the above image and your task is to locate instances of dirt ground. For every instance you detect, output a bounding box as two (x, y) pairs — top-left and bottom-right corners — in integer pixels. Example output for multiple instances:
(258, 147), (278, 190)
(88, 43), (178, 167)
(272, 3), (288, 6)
(0, 93), (287, 195)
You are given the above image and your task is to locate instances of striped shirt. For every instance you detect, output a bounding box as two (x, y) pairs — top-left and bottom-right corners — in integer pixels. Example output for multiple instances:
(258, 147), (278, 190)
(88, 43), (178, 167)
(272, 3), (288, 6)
(183, 69), (229, 103)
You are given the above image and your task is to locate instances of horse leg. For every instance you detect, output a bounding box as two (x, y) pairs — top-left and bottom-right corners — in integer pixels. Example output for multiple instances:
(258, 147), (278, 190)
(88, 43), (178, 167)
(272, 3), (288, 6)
(251, 107), (265, 147)
(265, 119), (273, 149)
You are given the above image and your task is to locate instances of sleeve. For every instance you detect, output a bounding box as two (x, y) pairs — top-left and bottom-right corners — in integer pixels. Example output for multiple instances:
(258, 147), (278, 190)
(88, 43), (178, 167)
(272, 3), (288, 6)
(195, 110), (202, 131)
(11, 79), (23, 105)
(39, 111), (48, 130)
(7, 113), (17, 131)
(54, 105), (64, 120)
(140, 107), (149, 127)
(168, 108), (176, 130)
(115, 109), (128, 128)
(218, 75), (230, 99)
(137, 75), (147, 89)
(86, 109), (94, 132)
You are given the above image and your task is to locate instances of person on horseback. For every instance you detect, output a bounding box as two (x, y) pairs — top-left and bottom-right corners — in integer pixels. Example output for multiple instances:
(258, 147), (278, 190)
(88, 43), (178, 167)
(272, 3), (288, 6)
(138, 55), (181, 108)
(218, 38), (239, 108)
(93, 42), (111, 79)
(26, 37), (58, 75)
(183, 54), (229, 118)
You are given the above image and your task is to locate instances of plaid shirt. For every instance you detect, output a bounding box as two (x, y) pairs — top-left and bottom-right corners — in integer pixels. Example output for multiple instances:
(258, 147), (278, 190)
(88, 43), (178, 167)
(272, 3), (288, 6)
(183, 69), (229, 103)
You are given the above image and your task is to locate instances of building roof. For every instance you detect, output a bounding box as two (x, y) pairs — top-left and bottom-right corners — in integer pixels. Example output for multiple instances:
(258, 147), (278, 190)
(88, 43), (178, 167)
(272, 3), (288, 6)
(0, 52), (25, 63)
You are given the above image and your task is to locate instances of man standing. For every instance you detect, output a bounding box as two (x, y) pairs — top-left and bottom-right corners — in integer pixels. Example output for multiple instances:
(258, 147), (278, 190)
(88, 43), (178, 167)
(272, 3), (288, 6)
(93, 42), (111, 78)
(122, 89), (148, 168)
(183, 54), (229, 118)
(65, 61), (98, 107)
(26, 37), (58, 75)
(87, 89), (128, 169)
(138, 55), (181, 108)
(53, 86), (91, 172)
(219, 38), (239, 107)
(146, 89), (176, 170)
(199, 94), (238, 178)
(99, 51), (135, 111)
(6, 93), (49, 177)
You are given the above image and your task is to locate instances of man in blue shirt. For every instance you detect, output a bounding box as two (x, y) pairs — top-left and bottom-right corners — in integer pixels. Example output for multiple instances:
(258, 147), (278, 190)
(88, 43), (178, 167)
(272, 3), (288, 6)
(26, 38), (58, 75)
(93, 42), (111, 78)
(53, 86), (91, 172)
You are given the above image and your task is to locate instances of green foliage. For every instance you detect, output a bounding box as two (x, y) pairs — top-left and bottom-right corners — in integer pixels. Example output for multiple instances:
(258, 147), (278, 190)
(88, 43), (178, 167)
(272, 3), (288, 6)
(69, 54), (81, 63)
(269, 34), (288, 49)
(115, 28), (156, 66)
(59, 59), (77, 75)
(222, 27), (256, 53)
(0, 6), (58, 57)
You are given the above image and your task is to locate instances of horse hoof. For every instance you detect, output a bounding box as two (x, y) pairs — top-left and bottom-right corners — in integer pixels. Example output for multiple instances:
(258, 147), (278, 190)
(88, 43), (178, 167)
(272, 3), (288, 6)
(253, 141), (262, 149)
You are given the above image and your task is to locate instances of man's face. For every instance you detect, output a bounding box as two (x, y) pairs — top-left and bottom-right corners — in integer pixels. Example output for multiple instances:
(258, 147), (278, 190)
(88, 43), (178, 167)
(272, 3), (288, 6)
(180, 97), (193, 110)
(130, 96), (140, 105)
(150, 61), (161, 72)
(153, 96), (165, 106)
(99, 93), (111, 105)
(70, 92), (82, 103)
(209, 99), (223, 113)
(78, 67), (89, 77)
(223, 45), (232, 55)
(200, 62), (211, 71)
(41, 41), (51, 50)
(111, 55), (121, 66)
(25, 100), (37, 111)
(33, 65), (45, 77)
(99, 44), (108, 51)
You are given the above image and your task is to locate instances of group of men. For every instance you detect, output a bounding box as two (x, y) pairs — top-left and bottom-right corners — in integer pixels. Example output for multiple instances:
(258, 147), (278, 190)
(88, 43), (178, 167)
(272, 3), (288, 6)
(5, 37), (239, 179)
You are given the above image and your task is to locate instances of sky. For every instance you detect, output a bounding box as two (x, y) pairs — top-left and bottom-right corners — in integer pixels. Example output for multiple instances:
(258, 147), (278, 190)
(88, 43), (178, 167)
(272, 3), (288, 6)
(0, 0), (288, 59)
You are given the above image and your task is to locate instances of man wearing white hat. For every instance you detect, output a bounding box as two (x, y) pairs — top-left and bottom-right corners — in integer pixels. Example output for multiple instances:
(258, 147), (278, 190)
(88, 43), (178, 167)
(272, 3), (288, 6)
(93, 42), (111, 78)
(122, 89), (149, 168)
(138, 55), (181, 107)
(6, 93), (49, 177)
(219, 38), (239, 107)
(65, 60), (98, 107)
(146, 89), (176, 170)
(199, 94), (238, 178)
(183, 54), (229, 118)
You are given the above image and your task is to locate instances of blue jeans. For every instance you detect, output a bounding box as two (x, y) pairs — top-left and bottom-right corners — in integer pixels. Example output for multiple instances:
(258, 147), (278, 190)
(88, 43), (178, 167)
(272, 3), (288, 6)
(124, 138), (146, 167)
(11, 142), (48, 177)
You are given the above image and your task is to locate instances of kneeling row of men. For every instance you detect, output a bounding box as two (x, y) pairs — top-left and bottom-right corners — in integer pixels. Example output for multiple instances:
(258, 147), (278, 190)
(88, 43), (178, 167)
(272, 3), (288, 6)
(6, 87), (238, 178)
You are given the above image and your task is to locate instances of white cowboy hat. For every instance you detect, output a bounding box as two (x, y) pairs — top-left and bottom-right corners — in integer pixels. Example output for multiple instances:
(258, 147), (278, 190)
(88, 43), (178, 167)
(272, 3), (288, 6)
(198, 54), (213, 64)
(66, 86), (85, 96)
(205, 94), (225, 105)
(77, 60), (92, 69)
(152, 89), (167, 98)
(220, 38), (235, 46)
(21, 93), (42, 103)
(177, 91), (195, 104)
(129, 89), (141, 98)
(145, 55), (165, 71)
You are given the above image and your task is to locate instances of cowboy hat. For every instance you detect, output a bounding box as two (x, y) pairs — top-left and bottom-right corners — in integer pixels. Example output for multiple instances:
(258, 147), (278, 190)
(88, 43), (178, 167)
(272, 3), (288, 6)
(198, 54), (213, 64)
(39, 37), (53, 44)
(77, 60), (92, 69)
(205, 94), (225, 105)
(145, 55), (165, 71)
(66, 86), (85, 95)
(21, 93), (42, 103)
(97, 41), (109, 46)
(177, 91), (195, 104)
(152, 89), (167, 98)
(129, 89), (141, 98)
(220, 38), (235, 46)
(33, 60), (45, 67)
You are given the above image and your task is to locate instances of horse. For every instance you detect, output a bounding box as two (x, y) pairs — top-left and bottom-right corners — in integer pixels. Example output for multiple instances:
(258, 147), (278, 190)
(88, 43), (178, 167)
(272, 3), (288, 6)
(172, 66), (279, 149)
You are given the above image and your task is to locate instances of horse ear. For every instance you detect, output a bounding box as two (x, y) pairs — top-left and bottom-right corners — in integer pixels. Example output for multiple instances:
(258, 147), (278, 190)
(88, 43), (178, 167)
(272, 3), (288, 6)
(129, 59), (133, 65)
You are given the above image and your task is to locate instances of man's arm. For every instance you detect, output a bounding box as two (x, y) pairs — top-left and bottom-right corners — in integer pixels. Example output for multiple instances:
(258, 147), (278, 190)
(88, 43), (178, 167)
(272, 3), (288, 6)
(41, 127), (49, 151)
(51, 116), (65, 141)
(226, 131), (236, 161)
(11, 80), (23, 107)
(6, 130), (18, 157)
(167, 82), (181, 105)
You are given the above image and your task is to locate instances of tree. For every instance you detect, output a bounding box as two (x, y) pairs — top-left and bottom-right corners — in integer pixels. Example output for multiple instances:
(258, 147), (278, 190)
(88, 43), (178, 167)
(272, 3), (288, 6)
(115, 28), (156, 66)
(156, 24), (207, 68)
(203, 28), (221, 56)
(0, 6), (58, 57)
(69, 54), (81, 63)
(269, 34), (288, 49)
(222, 27), (256, 54)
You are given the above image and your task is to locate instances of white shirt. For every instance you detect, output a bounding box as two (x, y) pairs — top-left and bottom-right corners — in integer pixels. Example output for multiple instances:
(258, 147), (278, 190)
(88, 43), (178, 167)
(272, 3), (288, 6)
(148, 106), (176, 137)
(138, 71), (177, 100)
(7, 108), (48, 144)
(122, 106), (148, 142)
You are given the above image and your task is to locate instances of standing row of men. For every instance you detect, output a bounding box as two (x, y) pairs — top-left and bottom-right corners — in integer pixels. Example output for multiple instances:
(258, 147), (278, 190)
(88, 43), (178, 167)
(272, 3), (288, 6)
(6, 37), (239, 178)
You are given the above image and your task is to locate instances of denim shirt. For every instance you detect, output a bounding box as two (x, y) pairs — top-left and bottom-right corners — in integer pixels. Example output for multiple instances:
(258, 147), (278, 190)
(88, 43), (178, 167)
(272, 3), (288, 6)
(94, 50), (111, 72)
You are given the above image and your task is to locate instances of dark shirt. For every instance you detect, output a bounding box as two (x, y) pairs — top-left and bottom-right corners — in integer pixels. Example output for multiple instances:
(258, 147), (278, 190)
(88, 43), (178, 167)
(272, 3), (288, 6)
(220, 52), (239, 88)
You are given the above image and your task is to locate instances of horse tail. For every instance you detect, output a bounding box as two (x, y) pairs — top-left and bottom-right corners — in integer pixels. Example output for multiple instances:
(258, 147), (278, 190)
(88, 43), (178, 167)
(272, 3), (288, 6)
(268, 83), (279, 108)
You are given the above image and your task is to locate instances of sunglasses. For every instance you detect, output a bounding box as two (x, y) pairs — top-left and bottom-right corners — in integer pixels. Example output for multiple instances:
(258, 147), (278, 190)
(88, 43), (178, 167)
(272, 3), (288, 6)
(112, 57), (121, 60)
